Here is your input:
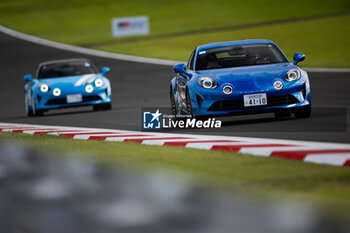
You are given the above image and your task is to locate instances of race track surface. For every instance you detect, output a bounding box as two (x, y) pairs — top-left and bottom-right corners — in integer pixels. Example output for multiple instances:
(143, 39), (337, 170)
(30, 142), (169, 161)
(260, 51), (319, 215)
(0, 31), (349, 143)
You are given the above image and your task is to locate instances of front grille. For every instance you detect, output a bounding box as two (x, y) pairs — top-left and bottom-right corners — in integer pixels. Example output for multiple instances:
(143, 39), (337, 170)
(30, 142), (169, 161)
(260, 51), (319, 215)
(46, 98), (66, 105)
(196, 93), (203, 107)
(208, 94), (299, 112)
(45, 95), (102, 105)
(301, 84), (306, 99)
(83, 95), (101, 102)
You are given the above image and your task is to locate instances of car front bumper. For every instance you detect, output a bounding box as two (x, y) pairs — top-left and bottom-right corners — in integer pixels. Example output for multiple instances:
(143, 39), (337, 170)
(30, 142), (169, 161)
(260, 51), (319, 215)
(34, 86), (111, 110)
(191, 81), (311, 117)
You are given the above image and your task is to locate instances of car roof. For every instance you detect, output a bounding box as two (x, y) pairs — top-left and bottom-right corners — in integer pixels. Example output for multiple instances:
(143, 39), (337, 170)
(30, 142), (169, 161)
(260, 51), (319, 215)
(36, 58), (97, 78)
(39, 58), (93, 67)
(196, 39), (275, 51)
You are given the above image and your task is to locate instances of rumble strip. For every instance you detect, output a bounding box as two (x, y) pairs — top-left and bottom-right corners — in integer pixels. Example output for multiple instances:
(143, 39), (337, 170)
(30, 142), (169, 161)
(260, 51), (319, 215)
(1, 123), (350, 167)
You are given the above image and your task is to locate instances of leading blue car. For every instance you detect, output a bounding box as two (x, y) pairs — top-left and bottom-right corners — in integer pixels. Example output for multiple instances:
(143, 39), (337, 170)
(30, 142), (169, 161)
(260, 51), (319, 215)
(170, 39), (311, 119)
(24, 58), (112, 116)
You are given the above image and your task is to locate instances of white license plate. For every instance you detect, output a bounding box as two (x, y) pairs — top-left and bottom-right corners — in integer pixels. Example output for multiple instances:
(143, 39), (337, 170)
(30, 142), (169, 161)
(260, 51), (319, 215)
(243, 93), (267, 107)
(66, 94), (82, 103)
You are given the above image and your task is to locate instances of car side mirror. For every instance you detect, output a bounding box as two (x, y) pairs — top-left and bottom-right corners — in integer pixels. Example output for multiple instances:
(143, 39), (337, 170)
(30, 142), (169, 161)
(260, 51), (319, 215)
(101, 66), (110, 76)
(173, 63), (186, 73)
(24, 74), (33, 82)
(293, 53), (305, 65)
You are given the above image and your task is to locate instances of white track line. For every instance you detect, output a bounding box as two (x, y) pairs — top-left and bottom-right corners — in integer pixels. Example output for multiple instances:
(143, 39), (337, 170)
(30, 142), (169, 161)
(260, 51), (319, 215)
(303, 67), (350, 73)
(0, 25), (181, 66)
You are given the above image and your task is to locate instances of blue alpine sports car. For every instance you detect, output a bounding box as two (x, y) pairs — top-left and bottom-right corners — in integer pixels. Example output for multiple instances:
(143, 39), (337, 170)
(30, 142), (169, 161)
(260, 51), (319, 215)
(24, 58), (112, 116)
(170, 39), (311, 119)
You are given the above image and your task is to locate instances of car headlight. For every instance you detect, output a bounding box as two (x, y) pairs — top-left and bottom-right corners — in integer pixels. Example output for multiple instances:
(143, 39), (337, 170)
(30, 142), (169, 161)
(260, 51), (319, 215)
(85, 84), (93, 93)
(39, 84), (49, 93)
(53, 88), (61, 96)
(94, 78), (103, 87)
(285, 69), (300, 82)
(198, 77), (218, 89)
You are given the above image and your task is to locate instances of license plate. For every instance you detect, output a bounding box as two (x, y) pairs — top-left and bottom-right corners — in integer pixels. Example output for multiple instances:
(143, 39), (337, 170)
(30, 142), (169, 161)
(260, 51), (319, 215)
(243, 93), (267, 107)
(66, 94), (82, 103)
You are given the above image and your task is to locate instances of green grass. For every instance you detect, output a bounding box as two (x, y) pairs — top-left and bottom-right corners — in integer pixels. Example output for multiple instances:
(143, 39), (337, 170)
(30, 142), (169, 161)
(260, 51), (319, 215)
(98, 15), (350, 67)
(0, 0), (350, 67)
(1, 131), (350, 212)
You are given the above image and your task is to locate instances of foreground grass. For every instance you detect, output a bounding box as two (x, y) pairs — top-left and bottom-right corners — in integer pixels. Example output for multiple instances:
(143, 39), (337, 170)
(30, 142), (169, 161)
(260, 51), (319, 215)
(1, 131), (350, 212)
(0, 0), (349, 67)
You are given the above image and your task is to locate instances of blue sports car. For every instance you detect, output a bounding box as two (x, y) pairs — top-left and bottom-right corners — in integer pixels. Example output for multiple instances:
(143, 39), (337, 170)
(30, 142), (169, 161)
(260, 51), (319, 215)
(24, 58), (112, 116)
(170, 39), (311, 119)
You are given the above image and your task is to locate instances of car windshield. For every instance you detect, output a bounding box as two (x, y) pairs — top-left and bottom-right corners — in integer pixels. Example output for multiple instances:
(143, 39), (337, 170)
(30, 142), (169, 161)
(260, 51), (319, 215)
(38, 61), (97, 79)
(195, 44), (288, 71)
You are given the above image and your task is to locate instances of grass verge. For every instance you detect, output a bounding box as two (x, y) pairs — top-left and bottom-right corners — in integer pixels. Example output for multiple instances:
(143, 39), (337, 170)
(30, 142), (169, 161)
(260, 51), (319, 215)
(1, 131), (350, 213)
(0, 0), (349, 67)
(98, 15), (350, 68)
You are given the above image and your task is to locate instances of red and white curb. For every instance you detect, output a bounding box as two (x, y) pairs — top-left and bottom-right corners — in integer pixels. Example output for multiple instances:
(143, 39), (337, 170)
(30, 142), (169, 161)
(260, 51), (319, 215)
(1, 122), (350, 167)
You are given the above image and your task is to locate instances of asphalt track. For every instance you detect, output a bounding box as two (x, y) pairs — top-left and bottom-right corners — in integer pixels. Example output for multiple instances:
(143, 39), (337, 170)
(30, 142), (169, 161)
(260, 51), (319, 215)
(0, 31), (349, 143)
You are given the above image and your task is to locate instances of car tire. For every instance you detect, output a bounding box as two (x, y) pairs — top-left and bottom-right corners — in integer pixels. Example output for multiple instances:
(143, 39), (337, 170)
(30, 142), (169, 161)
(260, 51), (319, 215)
(25, 93), (33, 116)
(186, 88), (193, 118)
(170, 87), (177, 116)
(274, 109), (291, 119)
(93, 103), (112, 111)
(31, 93), (43, 116)
(294, 106), (311, 118)
(196, 116), (209, 121)
(33, 108), (43, 116)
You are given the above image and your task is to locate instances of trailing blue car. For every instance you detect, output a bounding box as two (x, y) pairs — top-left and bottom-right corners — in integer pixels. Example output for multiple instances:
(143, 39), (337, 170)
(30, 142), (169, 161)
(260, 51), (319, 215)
(24, 58), (112, 116)
(170, 39), (311, 119)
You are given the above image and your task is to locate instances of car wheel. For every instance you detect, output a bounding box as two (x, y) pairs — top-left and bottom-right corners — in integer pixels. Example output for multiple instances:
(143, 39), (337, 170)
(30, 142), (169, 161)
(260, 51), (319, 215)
(25, 93), (33, 116)
(186, 89), (193, 118)
(274, 109), (291, 119)
(31, 94), (43, 116)
(170, 88), (177, 116)
(93, 103), (112, 111)
(294, 106), (311, 118)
